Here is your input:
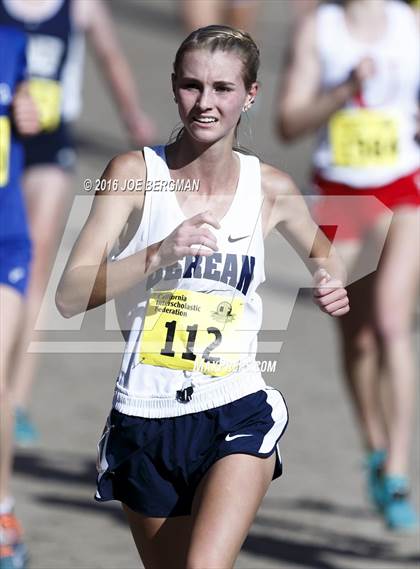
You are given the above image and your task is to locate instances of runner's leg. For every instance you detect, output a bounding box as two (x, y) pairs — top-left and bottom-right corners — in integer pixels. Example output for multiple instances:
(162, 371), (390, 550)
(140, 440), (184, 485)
(373, 208), (419, 476)
(186, 453), (276, 568)
(123, 507), (193, 568)
(0, 286), (24, 500)
(12, 166), (73, 410)
(228, 0), (261, 34)
(180, 0), (225, 32)
(335, 241), (387, 452)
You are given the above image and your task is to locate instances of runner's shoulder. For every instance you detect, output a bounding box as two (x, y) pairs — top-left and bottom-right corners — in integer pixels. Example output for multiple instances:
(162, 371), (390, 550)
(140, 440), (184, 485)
(96, 150), (146, 211)
(103, 150), (145, 186)
(261, 162), (299, 204)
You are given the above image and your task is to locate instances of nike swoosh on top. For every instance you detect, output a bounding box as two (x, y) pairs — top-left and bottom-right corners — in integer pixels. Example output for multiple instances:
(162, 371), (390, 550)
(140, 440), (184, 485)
(228, 235), (250, 243)
(225, 433), (253, 441)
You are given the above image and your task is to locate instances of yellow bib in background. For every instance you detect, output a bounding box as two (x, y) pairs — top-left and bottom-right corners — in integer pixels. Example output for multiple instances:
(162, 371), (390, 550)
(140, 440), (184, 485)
(329, 109), (399, 167)
(0, 117), (11, 187)
(29, 78), (61, 132)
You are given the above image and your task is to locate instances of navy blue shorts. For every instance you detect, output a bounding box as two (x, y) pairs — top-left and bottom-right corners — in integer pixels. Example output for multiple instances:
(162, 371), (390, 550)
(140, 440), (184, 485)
(23, 122), (76, 172)
(0, 237), (32, 295)
(95, 388), (288, 517)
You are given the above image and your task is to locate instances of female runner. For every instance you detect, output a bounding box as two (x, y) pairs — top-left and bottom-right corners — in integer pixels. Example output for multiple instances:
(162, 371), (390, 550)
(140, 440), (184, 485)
(277, 0), (419, 531)
(0, 26), (39, 569)
(57, 25), (349, 568)
(0, 0), (156, 445)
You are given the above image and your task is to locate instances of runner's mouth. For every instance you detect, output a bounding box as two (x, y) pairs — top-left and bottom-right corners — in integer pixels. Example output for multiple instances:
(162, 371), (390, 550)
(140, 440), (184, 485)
(192, 116), (218, 125)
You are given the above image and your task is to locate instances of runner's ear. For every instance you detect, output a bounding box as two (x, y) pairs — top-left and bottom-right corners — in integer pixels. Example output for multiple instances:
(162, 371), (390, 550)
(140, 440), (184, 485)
(171, 73), (177, 103)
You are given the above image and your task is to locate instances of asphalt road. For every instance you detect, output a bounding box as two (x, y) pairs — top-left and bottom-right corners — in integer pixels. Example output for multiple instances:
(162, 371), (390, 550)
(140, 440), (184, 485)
(13, 1), (419, 568)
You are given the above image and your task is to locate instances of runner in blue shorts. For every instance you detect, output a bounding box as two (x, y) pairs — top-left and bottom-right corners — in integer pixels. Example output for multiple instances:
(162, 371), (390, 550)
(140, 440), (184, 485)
(57, 25), (350, 568)
(0, 0), (157, 447)
(0, 25), (39, 569)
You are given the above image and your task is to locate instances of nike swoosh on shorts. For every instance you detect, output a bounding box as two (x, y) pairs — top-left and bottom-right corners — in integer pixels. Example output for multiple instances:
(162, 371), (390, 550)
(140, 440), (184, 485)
(225, 433), (253, 441)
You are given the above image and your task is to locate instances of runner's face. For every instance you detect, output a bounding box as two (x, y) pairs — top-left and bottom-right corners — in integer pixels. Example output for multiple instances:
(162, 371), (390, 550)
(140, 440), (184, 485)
(173, 49), (256, 144)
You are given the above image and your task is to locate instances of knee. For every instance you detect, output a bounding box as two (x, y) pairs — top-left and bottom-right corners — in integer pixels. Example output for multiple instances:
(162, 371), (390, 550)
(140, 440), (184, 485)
(375, 298), (411, 343)
(345, 326), (376, 358)
(376, 315), (410, 344)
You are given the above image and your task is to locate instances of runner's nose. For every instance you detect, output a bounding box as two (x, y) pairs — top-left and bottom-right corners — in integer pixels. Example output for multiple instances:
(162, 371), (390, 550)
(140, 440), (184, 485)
(196, 88), (214, 111)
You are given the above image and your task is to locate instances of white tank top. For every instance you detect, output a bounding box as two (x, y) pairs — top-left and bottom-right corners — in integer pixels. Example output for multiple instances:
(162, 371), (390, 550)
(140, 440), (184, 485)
(61, 30), (85, 122)
(112, 146), (267, 418)
(313, 1), (419, 187)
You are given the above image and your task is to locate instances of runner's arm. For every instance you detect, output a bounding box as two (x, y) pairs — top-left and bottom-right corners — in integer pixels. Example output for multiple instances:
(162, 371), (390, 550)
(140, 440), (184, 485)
(56, 152), (157, 317)
(261, 164), (346, 283)
(75, 0), (156, 146)
(56, 152), (221, 318)
(276, 14), (361, 140)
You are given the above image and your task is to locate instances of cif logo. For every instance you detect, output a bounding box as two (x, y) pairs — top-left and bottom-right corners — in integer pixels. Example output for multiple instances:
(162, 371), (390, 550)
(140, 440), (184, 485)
(213, 301), (234, 323)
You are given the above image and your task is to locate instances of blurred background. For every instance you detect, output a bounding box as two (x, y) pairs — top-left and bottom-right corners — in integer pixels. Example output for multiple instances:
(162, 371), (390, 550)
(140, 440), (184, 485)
(9, 1), (419, 568)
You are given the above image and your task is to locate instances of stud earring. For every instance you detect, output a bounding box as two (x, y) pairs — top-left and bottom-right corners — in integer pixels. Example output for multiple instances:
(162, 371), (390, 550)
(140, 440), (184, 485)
(243, 99), (254, 112)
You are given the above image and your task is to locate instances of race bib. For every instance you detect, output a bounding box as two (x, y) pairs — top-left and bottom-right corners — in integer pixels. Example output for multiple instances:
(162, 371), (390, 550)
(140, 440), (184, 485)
(329, 109), (399, 167)
(0, 116), (11, 187)
(138, 289), (244, 377)
(29, 78), (61, 131)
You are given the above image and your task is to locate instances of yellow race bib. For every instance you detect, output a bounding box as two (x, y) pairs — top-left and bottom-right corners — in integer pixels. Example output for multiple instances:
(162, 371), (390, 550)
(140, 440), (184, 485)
(0, 116), (11, 187)
(139, 289), (244, 377)
(29, 78), (61, 131)
(329, 109), (399, 167)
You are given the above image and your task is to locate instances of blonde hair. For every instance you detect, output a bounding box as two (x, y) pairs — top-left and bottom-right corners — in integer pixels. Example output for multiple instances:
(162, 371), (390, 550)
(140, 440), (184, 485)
(173, 25), (260, 90)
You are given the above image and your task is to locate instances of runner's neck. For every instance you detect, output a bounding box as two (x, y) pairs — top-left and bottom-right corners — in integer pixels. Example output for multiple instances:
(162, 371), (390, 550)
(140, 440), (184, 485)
(344, 0), (388, 44)
(166, 139), (240, 196)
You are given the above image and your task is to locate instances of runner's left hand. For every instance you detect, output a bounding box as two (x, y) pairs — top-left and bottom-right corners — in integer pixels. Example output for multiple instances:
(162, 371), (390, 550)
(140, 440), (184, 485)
(12, 82), (40, 136)
(313, 268), (350, 317)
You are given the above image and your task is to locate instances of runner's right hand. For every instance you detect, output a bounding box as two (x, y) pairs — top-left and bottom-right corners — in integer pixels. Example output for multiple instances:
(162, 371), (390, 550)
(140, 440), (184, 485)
(312, 268), (350, 317)
(347, 57), (376, 95)
(152, 211), (220, 268)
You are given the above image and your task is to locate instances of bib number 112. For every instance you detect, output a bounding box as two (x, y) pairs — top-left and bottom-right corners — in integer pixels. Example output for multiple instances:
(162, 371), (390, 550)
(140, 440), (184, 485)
(161, 320), (222, 364)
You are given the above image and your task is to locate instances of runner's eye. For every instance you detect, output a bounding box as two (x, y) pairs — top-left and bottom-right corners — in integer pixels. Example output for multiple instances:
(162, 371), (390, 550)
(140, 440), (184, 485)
(182, 82), (200, 91)
(215, 85), (233, 92)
